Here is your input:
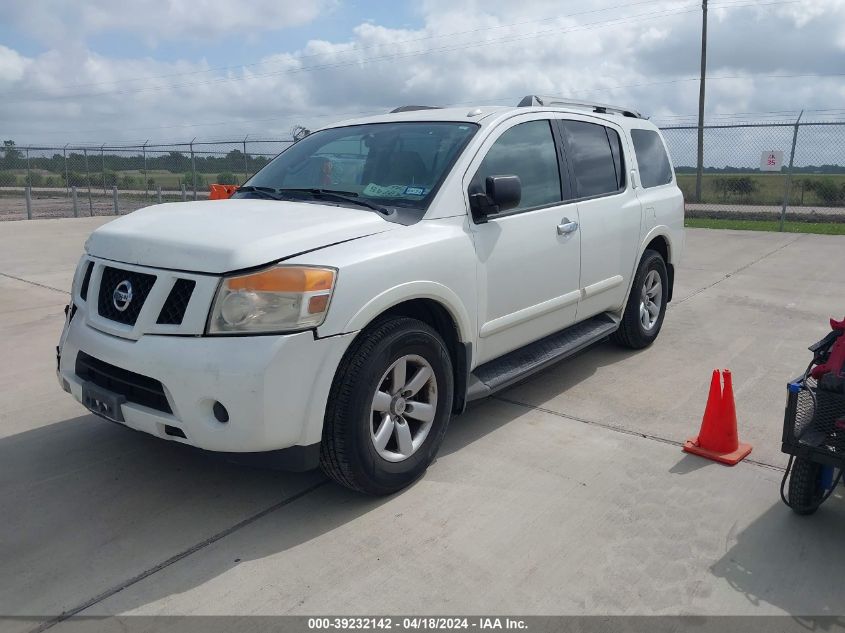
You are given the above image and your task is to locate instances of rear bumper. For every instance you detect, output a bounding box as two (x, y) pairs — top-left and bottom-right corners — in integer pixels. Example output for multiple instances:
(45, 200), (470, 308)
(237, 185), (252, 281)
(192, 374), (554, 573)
(58, 305), (356, 456)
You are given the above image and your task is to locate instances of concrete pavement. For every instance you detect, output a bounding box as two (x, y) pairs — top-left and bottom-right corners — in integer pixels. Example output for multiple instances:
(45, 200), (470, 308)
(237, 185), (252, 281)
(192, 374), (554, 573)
(1, 218), (845, 630)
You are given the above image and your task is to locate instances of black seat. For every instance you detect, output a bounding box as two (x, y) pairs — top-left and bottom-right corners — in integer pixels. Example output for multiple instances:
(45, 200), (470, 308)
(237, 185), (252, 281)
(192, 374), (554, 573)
(382, 151), (428, 185)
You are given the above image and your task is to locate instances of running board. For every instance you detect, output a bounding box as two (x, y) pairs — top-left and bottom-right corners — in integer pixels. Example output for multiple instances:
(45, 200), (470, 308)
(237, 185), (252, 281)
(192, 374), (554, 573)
(466, 313), (619, 401)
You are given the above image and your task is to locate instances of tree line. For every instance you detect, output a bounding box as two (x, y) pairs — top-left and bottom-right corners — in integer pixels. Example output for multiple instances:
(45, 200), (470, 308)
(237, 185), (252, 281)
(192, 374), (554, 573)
(1, 140), (274, 176)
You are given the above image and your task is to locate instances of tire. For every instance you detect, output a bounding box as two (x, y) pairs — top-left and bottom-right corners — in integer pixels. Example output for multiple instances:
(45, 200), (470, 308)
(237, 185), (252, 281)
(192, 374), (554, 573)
(788, 457), (824, 515)
(319, 316), (454, 495)
(611, 249), (668, 349)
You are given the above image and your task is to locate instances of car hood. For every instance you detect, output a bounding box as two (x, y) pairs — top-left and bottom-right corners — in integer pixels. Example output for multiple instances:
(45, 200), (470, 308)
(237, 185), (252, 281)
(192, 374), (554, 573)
(85, 199), (396, 273)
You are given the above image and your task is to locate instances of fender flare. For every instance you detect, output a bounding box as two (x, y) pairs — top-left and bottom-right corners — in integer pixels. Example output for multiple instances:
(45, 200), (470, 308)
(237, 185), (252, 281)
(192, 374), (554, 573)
(342, 280), (473, 343)
(622, 226), (675, 304)
(639, 226), (674, 264)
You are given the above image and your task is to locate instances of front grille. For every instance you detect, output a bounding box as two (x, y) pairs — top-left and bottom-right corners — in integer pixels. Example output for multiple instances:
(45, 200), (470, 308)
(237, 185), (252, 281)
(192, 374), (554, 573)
(75, 351), (172, 414)
(156, 279), (196, 325)
(79, 262), (94, 301)
(97, 266), (156, 326)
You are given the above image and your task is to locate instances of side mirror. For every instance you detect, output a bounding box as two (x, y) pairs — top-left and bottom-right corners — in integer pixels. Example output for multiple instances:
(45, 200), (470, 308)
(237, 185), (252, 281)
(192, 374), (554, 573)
(468, 175), (522, 223)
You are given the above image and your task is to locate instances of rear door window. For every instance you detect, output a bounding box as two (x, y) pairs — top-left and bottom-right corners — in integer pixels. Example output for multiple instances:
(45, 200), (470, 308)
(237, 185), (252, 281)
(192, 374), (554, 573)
(559, 120), (622, 198)
(631, 129), (673, 188)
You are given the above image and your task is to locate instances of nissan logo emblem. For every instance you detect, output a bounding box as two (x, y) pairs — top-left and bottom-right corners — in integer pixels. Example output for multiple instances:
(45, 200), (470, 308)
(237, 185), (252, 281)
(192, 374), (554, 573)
(112, 280), (133, 312)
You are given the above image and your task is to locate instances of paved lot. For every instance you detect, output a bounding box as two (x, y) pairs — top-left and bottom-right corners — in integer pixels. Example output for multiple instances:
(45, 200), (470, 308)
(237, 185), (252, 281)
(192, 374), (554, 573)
(2, 218), (845, 630)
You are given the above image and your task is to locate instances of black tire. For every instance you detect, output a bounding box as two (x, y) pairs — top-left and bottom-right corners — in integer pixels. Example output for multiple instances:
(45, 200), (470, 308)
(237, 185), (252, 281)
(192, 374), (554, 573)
(320, 316), (454, 495)
(788, 457), (824, 515)
(611, 249), (668, 349)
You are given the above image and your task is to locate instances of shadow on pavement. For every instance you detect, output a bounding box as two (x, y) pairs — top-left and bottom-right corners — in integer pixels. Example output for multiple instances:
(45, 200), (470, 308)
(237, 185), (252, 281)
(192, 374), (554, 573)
(711, 496), (845, 618)
(494, 340), (642, 405)
(668, 453), (716, 475)
(2, 391), (542, 619)
(2, 338), (647, 620)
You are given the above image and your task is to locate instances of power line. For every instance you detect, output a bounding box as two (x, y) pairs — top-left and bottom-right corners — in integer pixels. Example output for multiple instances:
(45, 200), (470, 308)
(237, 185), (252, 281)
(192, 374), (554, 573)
(3, 0), (676, 95)
(14, 68), (842, 139)
(7, 0), (790, 97)
(1, 0), (800, 104)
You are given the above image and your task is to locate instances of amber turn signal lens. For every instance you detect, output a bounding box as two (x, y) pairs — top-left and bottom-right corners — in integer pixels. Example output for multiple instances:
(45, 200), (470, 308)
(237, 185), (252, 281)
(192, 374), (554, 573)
(307, 294), (330, 314)
(227, 267), (335, 292)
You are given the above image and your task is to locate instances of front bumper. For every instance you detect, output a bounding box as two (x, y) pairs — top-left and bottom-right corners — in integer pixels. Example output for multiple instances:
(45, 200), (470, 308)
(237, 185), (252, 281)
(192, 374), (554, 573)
(58, 305), (356, 456)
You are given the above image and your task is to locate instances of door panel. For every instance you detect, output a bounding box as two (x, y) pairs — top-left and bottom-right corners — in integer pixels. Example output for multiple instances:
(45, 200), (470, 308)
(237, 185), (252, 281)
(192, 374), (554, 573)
(575, 192), (642, 319)
(556, 117), (642, 320)
(467, 117), (581, 365)
(472, 204), (581, 363)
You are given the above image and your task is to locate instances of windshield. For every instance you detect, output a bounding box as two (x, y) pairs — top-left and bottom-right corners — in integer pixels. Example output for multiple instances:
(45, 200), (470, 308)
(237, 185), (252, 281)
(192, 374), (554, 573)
(236, 122), (478, 212)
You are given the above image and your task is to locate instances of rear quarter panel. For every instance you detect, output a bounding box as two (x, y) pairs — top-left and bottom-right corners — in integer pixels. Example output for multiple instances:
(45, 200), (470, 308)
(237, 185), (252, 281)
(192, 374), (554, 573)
(627, 123), (685, 265)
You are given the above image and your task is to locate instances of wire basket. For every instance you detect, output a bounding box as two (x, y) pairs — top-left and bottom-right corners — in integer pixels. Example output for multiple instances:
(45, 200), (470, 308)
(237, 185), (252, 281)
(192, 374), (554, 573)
(782, 377), (845, 468)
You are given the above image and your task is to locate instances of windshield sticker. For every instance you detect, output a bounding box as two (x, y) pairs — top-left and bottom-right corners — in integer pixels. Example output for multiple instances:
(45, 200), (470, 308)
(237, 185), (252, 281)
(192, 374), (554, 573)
(403, 186), (427, 196)
(363, 183), (407, 198)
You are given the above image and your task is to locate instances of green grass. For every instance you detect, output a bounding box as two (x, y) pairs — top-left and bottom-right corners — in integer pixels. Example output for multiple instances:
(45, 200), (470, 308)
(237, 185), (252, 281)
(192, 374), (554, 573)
(685, 217), (845, 235)
(0, 170), (223, 188)
(676, 173), (845, 207)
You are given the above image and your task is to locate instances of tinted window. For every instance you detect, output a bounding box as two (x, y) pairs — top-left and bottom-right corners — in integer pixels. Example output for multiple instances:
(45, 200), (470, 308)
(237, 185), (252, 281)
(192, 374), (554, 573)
(470, 120), (561, 212)
(631, 129), (673, 188)
(560, 120), (620, 198)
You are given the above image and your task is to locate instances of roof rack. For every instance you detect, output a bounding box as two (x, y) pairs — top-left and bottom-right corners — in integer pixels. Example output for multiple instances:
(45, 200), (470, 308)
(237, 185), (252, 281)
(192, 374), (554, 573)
(517, 95), (642, 119)
(390, 105), (442, 113)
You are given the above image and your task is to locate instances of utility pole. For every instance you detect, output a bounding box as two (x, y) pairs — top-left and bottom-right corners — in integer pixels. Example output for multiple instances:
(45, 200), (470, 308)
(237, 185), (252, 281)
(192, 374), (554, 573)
(695, 0), (708, 203)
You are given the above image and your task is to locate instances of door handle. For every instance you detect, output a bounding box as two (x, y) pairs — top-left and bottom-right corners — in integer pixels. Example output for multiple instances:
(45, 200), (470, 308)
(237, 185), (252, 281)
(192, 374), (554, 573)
(557, 218), (579, 235)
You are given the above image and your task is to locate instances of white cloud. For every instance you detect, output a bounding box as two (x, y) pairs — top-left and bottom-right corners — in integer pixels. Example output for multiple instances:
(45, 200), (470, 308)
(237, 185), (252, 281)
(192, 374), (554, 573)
(0, 45), (27, 86)
(1, 1), (844, 145)
(4, 0), (335, 43)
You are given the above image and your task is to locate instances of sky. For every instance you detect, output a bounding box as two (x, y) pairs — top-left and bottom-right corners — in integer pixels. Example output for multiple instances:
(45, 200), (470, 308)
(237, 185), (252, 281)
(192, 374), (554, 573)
(1, 0), (844, 146)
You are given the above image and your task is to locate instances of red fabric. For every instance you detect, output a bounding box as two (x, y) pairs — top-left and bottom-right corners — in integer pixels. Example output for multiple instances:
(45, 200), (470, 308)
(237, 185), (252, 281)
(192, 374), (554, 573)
(810, 317), (845, 379)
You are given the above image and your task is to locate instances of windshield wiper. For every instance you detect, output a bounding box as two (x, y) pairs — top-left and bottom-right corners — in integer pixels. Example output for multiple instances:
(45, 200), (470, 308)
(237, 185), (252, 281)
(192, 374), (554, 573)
(277, 188), (388, 213)
(235, 185), (286, 201)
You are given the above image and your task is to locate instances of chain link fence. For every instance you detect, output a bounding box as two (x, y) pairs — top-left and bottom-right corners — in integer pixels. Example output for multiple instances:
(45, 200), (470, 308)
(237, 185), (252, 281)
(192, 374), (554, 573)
(660, 120), (845, 225)
(0, 139), (292, 220)
(2, 121), (844, 223)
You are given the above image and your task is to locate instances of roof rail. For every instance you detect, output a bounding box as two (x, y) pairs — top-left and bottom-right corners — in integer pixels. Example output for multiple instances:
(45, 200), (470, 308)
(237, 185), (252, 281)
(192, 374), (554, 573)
(517, 95), (642, 119)
(390, 105), (442, 113)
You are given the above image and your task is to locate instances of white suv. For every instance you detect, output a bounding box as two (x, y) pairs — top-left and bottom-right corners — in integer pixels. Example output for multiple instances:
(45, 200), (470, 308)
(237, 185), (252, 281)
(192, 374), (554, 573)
(58, 96), (684, 494)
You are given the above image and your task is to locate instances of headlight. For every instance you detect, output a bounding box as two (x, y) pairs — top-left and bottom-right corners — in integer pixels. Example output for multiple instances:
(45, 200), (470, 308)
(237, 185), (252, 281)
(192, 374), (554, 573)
(70, 255), (88, 297)
(207, 265), (336, 334)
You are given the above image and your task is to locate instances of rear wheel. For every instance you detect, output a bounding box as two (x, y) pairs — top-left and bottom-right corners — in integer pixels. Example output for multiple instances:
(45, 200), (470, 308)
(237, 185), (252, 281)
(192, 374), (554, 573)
(788, 457), (824, 515)
(612, 249), (668, 349)
(320, 317), (454, 495)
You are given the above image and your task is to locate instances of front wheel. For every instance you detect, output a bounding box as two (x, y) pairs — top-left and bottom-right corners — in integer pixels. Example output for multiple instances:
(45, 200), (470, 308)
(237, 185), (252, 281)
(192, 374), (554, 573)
(320, 316), (454, 495)
(612, 249), (668, 349)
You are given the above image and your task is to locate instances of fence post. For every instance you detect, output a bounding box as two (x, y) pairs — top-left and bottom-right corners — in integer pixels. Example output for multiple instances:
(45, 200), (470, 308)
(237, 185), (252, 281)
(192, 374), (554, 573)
(112, 185), (119, 215)
(83, 148), (93, 216)
(72, 185), (79, 217)
(25, 185), (32, 220)
(143, 140), (149, 200)
(157, 185), (162, 204)
(190, 138), (197, 201)
(101, 144), (107, 195)
(63, 144), (69, 198)
(25, 147), (31, 187)
(181, 183), (187, 201)
(243, 135), (249, 183)
(779, 111), (803, 232)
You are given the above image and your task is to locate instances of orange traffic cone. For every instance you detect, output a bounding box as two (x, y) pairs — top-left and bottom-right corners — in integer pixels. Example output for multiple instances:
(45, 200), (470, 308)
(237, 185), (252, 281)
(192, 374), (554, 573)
(683, 369), (752, 465)
(209, 183), (238, 200)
